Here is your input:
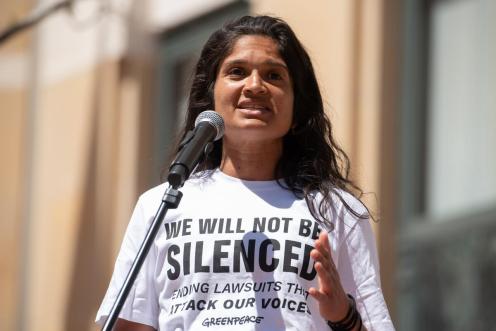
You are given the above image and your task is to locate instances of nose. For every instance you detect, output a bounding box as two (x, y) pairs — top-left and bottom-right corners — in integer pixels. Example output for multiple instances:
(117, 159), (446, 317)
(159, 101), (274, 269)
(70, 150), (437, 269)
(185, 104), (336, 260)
(243, 70), (267, 95)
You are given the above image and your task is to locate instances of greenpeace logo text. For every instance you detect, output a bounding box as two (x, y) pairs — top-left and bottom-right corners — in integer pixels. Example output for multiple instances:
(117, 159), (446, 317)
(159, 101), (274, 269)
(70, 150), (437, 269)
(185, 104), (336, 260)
(201, 315), (264, 327)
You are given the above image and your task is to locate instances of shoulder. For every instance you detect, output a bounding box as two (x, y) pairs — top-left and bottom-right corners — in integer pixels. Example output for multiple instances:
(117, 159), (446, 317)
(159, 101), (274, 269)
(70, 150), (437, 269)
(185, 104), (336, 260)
(312, 187), (368, 221)
(330, 188), (369, 220)
(311, 187), (370, 242)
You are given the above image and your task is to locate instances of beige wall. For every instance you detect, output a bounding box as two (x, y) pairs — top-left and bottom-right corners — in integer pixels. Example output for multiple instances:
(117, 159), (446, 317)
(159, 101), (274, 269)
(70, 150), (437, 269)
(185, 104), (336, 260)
(24, 62), (115, 331)
(0, 90), (27, 331)
(0, 2), (33, 330)
(0, 1), (143, 330)
(0, 59), (147, 331)
(0, 56), (129, 331)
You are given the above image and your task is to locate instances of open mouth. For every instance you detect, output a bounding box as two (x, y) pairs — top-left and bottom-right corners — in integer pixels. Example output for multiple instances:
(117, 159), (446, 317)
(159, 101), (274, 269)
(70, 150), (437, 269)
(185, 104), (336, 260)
(237, 102), (271, 113)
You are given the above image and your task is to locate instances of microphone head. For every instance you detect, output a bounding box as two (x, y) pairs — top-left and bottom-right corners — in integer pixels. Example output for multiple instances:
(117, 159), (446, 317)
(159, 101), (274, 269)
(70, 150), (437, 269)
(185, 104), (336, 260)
(194, 110), (225, 141)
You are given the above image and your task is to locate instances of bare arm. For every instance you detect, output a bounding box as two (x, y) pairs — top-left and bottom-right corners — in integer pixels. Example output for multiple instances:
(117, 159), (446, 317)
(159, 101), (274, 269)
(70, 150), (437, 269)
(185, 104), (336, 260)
(114, 318), (156, 331)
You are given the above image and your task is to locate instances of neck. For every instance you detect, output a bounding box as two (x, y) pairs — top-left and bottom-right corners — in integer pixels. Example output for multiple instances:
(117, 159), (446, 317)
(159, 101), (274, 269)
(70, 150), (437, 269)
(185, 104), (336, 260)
(219, 139), (283, 181)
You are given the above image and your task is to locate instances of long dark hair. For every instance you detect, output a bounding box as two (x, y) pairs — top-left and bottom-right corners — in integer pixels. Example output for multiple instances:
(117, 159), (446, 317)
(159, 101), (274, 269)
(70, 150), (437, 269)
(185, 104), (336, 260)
(172, 15), (368, 227)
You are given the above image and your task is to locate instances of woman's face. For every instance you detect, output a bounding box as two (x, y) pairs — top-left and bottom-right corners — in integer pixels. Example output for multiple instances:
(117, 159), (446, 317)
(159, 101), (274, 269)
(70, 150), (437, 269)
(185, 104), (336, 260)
(214, 35), (294, 146)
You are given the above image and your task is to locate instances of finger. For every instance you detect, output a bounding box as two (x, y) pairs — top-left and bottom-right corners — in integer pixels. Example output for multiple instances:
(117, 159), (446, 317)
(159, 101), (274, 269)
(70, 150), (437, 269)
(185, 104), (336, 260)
(311, 248), (332, 272)
(317, 231), (337, 269)
(314, 231), (331, 258)
(312, 238), (335, 271)
(315, 253), (343, 294)
(314, 239), (331, 261)
(314, 261), (335, 294)
(308, 286), (327, 302)
(319, 231), (332, 255)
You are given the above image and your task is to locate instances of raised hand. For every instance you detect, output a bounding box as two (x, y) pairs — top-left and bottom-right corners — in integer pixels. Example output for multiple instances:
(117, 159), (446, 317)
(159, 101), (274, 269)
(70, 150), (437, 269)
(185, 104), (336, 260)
(308, 231), (350, 322)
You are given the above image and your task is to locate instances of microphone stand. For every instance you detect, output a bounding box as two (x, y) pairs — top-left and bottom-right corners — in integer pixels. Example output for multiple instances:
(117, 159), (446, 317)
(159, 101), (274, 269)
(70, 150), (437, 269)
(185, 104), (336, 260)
(101, 184), (183, 331)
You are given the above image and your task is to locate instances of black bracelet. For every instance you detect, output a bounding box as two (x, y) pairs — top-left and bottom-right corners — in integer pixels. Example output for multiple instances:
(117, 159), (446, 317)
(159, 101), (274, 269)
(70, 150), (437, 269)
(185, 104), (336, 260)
(327, 294), (362, 331)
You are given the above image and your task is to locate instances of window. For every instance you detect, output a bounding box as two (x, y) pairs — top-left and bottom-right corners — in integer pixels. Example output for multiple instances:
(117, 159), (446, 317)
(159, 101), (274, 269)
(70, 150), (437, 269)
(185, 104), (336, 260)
(426, 0), (496, 219)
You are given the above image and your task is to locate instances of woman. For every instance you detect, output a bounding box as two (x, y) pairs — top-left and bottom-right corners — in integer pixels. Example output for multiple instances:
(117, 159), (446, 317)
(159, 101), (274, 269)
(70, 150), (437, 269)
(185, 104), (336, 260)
(96, 16), (395, 331)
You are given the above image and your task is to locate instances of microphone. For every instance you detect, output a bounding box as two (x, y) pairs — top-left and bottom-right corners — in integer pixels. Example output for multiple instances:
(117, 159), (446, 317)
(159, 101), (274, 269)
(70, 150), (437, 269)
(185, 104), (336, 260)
(168, 110), (224, 188)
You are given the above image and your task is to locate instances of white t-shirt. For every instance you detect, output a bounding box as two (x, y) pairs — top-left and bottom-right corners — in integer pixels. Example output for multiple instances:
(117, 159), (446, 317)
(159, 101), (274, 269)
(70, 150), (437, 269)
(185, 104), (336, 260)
(96, 169), (395, 331)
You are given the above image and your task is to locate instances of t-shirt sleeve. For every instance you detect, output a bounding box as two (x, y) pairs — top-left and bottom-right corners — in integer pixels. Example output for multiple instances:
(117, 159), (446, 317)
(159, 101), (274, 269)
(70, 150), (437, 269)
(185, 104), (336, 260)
(337, 217), (396, 331)
(95, 196), (159, 329)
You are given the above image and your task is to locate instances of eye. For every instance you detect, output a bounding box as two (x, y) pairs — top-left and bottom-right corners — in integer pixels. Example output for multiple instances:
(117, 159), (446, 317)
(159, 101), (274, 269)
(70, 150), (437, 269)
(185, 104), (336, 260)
(227, 67), (245, 77)
(267, 71), (283, 81)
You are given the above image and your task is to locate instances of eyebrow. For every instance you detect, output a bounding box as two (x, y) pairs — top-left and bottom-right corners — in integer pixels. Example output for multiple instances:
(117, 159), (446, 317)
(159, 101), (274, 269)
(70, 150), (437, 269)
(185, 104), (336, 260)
(222, 59), (289, 70)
